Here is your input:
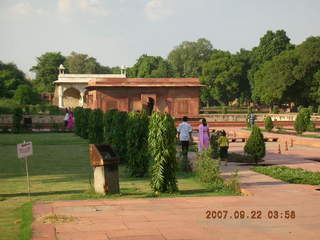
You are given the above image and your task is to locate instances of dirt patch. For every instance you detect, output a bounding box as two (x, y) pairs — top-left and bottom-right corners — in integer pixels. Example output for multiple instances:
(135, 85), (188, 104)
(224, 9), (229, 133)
(39, 214), (78, 224)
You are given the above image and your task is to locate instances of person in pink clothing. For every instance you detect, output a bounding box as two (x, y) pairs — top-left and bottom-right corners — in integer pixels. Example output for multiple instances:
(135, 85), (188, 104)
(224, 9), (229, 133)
(67, 111), (74, 129)
(198, 118), (210, 152)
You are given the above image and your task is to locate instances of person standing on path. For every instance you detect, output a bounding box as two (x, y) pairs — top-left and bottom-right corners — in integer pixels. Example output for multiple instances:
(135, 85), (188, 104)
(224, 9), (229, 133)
(67, 111), (74, 130)
(198, 118), (210, 152)
(218, 130), (229, 165)
(177, 116), (193, 162)
(64, 108), (69, 128)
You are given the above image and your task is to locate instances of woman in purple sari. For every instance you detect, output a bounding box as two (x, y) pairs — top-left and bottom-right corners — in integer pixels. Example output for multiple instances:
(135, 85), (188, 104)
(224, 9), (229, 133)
(67, 111), (74, 129)
(198, 118), (210, 152)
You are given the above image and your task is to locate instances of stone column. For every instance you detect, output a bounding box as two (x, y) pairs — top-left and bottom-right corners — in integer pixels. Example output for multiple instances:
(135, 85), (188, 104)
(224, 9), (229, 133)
(58, 85), (64, 108)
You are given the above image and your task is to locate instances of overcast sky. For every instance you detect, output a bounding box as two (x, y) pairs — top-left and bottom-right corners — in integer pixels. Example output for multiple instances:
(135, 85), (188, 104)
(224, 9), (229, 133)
(0, 0), (319, 77)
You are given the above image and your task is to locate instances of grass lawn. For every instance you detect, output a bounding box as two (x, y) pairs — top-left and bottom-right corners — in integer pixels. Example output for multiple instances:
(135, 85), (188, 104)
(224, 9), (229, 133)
(0, 133), (238, 240)
(252, 166), (320, 185)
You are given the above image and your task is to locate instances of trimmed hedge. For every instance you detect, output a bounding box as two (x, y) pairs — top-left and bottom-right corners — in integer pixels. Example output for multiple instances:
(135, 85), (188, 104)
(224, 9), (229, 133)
(244, 125), (265, 164)
(88, 109), (104, 144)
(126, 111), (149, 177)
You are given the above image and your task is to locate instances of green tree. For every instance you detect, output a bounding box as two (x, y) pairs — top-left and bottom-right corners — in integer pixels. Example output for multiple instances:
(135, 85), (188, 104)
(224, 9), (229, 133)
(244, 125), (266, 164)
(126, 111), (149, 177)
(0, 61), (28, 98)
(65, 51), (111, 74)
(30, 52), (66, 92)
(249, 30), (293, 90)
(168, 38), (213, 77)
(294, 107), (311, 134)
(12, 107), (23, 133)
(201, 50), (248, 105)
(264, 116), (274, 132)
(13, 85), (39, 105)
(128, 54), (174, 78)
(149, 112), (178, 193)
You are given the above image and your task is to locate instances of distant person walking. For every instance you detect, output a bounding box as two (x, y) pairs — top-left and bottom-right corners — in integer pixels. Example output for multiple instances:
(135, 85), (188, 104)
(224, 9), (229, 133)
(218, 130), (229, 165)
(198, 118), (210, 152)
(67, 111), (74, 129)
(177, 116), (193, 161)
(64, 108), (69, 127)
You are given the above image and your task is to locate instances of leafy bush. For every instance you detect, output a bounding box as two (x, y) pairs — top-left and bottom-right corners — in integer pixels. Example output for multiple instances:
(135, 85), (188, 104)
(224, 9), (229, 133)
(244, 125), (265, 164)
(272, 106), (279, 114)
(0, 98), (19, 114)
(308, 106), (314, 114)
(88, 109), (104, 144)
(318, 105), (320, 115)
(294, 107), (311, 134)
(47, 105), (60, 115)
(110, 111), (128, 160)
(221, 106), (227, 114)
(103, 109), (117, 144)
(126, 111), (149, 177)
(195, 148), (221, 184)
(12, 107), (23, 133)
(253, 166), (320, 185)
(149, 112), (178, 193)
(80, 108), (91, 139)
(210, 134), (219, 158)
(264, 116), (274, 132)
(307, 121), (316, 132)
(73, 107), (83, 136)
(247, 106), (253, 114)
(0, 126), (9, 133)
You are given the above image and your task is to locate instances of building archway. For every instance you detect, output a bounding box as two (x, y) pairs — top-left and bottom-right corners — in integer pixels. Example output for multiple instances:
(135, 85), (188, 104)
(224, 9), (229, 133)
(63, 88), (81, 108)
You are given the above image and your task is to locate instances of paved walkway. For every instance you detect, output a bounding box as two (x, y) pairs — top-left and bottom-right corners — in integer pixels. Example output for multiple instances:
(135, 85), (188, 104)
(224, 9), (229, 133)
(32, 137), (320, 240)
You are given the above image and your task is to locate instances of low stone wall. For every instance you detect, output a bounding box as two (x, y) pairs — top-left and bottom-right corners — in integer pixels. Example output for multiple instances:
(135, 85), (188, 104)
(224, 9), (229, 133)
(201, 113), (320, 122)
(0, 114), (64, 127)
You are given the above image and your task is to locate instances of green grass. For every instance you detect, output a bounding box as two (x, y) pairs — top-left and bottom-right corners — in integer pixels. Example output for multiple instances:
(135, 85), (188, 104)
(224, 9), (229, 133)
(252, 166), (320, 185)
(0, 133), (238, 240)
(300, 134), (320, 139)
(18, 202), (33, 240)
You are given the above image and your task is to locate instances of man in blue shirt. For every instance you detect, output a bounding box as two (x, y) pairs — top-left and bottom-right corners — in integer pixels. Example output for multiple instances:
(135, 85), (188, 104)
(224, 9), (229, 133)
(177, 116), (193, 163)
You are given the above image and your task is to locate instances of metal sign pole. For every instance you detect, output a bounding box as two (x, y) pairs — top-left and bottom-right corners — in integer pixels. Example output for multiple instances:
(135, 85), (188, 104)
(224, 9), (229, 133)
(25, 156), (31, 200)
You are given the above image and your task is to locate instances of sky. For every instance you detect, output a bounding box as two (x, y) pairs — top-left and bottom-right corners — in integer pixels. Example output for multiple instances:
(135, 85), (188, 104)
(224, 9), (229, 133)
(0, 0), (319, 77)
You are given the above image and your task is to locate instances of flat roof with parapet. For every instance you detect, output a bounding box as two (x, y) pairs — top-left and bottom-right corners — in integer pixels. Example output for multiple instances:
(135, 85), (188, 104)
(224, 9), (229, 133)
(54, 74), (126, 84)
(86, 78), (204, 88)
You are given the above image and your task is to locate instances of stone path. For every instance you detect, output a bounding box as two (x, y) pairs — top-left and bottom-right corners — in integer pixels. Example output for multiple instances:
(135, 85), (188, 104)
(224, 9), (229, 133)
(32, 135), (320, 240)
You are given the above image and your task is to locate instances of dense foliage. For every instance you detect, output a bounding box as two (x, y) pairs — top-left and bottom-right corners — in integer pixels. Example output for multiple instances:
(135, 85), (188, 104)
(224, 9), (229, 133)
(126, 111), (149, 177)
(149, 112), (178, 193)
(264, 116), (274, 132)
(73, 107), (83, 136)
(294, 107), (311, 134)
(80, 108), (91, 139)
(195, 149), (221, 184)
(88, 109), (104, 144)
(210, 134), (219, 158)
(244, 125), (266, 164)
(12, 107), (23, 133)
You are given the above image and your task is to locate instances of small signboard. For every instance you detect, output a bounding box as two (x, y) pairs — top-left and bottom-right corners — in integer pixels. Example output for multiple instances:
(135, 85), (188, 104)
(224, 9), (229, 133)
(17, 141), (33, 159)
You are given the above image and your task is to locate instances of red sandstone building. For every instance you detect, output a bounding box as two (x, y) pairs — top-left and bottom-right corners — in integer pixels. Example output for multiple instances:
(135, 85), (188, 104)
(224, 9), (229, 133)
(86, 78), (203, 118)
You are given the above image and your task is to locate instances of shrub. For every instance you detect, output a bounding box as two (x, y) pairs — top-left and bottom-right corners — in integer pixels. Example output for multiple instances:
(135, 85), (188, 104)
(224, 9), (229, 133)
(103, 109), (117, 144)
(195, 148), (221, 184)
(264, 116), (274, 132)
(73, 107), (83, 136)
(149, 112), (178, 193)
(0, 126), (9, 133)
(88, 109), (104, 144)
(12, 107), (23, 133)
(318, 105), (320, 115)
(110, 111), (128, 160)
(48, 105), (60, 115)
(294, 107), (311, 134)
(272, 106), (279, 114)
(126, 111), (149, 177)
(80, 108), (91, 139)
(210, 134), (219, 158)
(0, 98), (19, 114)
(308, 106), (314, 114)
(307, 121), (316, 132)
(244, 125), (265, 164)
(221, 106), (227, 114)
(247, 106), (253, 114)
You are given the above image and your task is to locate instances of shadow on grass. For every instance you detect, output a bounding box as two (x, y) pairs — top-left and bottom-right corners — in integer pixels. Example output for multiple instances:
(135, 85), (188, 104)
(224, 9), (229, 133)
(0, 189), (84, 198)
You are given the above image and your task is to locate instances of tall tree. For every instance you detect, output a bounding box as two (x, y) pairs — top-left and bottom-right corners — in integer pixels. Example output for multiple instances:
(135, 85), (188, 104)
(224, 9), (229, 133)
(128, 54), (174, 78)
(30, 52), (66, 92)
(64, 51), (111, 74)
(0, 61), (28, 98)
(13, 84), (39, 105)
(201, 50), (248, 105)
(249, 30), (293, 89)
(167, 38), (213, 77)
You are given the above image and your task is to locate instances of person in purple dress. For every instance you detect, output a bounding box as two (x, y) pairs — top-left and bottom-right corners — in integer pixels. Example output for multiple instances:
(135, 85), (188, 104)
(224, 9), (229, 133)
(67, 111), (74, 129)
(198, 118), (210, 152)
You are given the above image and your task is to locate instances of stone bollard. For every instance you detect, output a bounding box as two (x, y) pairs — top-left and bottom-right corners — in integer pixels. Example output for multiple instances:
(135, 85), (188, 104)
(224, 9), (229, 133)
(290, 138), (293, 147)
(285, 141), (288, 151)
